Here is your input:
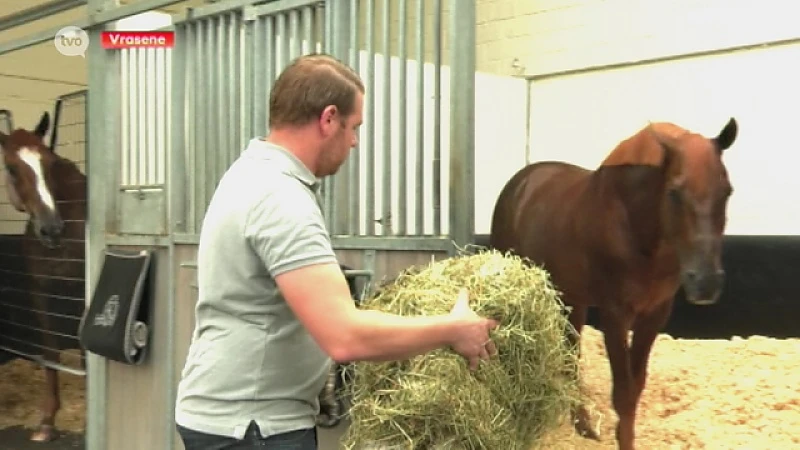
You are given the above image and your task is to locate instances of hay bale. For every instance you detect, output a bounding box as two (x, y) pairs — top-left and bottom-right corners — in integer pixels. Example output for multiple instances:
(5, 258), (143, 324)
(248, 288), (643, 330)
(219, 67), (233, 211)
(341, 247), (583, 450)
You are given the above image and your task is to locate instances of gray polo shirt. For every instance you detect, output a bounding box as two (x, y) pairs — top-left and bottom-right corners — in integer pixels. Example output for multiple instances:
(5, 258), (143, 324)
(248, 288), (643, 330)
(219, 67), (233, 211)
(174, 138), (339, 439)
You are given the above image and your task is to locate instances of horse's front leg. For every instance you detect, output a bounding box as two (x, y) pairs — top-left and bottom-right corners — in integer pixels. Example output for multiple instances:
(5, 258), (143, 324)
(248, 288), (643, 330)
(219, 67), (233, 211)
(30, 287), (62, 442)
(31, 367), (60, 442)
(628, 297), (674, 421)
(599, 310), (636, 450)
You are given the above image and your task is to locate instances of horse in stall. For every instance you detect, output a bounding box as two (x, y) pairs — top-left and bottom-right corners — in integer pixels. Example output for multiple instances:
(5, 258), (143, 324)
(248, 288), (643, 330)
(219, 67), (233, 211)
(0, 111), (87, 442)
(489, 118), (738, 450)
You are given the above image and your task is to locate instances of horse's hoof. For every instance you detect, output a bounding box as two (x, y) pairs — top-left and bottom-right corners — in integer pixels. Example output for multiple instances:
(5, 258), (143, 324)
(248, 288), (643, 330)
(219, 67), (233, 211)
(573, 408), (601, 441)
(30, 425), (57, 442)
(575, 423), (601, 441)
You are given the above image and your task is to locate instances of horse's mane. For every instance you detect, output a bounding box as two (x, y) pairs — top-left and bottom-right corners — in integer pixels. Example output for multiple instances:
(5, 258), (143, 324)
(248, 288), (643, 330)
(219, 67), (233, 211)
(54, 153), (85, 179)
(599, 122), (690, 168)
(52, 154), (87, 200)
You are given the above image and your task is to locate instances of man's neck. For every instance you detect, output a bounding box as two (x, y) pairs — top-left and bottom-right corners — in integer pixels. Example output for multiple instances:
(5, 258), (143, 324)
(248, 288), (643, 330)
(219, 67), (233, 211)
(263, 127), (319, 176)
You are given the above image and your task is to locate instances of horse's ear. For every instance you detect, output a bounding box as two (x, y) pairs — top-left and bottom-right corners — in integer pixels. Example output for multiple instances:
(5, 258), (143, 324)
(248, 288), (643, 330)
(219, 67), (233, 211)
(648, 126), (681, 178)
(660, 142), (683, 181)
(34, 112), (50, 138)
(714, 117), (737, 153)
(649, 130), (683, 182)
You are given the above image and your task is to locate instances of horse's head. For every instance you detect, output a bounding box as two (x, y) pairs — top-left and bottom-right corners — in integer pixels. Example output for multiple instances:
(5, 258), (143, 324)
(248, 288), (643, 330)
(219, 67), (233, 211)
(650, 118), (738, 305)
(0, 111), (64, 249)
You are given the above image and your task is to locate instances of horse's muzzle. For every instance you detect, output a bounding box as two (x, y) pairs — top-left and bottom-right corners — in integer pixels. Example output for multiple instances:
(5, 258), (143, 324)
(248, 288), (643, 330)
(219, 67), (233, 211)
(37, 217), (65, 249)
(682, 269), (725, 305)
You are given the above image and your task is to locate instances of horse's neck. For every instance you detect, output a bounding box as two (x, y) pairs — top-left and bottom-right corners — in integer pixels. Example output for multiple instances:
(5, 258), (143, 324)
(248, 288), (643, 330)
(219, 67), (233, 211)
(53, 160), (87, 225)
(590, 164), (668, 257)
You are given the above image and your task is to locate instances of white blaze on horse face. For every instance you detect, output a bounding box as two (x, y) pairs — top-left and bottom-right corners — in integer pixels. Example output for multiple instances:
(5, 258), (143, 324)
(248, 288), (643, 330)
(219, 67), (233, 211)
(18, 147), (56, 212)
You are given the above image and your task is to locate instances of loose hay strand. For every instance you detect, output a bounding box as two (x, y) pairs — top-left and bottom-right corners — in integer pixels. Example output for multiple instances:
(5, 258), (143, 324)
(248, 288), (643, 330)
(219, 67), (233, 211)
(341, 248), (584, 450)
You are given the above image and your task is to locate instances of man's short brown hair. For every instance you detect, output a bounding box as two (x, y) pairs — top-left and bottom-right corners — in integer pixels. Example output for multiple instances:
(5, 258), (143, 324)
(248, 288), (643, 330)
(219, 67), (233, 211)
(268, 54), (365, 129)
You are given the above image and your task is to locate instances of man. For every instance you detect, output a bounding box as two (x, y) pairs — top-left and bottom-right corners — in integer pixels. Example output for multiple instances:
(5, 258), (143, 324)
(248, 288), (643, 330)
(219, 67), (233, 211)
(174, 54), (498, 449)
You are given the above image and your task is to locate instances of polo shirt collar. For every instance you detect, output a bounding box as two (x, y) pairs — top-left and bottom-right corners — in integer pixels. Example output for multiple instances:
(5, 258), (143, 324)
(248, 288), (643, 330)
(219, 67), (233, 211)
(241, 138), (321, 191)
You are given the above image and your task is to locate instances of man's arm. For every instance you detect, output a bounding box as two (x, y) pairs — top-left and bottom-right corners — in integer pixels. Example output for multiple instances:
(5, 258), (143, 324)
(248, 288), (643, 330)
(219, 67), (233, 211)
(245, 181), (490, 365)
(275, 262), (459, 363)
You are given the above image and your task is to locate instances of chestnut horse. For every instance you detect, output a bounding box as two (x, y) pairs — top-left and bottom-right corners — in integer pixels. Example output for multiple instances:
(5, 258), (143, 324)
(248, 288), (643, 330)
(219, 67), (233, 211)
(0, 111), (87, 442)
(489, 118), (738, 450)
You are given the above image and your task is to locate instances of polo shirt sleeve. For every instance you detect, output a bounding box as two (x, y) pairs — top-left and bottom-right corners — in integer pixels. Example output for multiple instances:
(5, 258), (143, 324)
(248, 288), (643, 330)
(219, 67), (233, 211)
(244, 181), (339, 278)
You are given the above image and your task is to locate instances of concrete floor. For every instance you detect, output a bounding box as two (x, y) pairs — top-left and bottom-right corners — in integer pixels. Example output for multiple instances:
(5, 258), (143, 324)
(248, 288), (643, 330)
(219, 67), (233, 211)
(318, 419), (349, 450)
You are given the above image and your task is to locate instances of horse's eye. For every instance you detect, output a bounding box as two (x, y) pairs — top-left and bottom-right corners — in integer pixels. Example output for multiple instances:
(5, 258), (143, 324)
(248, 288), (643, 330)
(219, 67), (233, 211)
(5, 166), (15, 177)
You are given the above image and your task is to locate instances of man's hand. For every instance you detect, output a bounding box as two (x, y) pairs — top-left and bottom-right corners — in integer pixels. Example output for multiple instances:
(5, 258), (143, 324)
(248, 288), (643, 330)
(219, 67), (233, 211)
(447, 288), (499, 371)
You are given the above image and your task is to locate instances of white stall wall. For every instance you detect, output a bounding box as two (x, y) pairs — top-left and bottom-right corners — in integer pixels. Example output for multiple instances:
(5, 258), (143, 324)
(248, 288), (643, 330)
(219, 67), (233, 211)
(526, 43), (800, 236)
(473, 71), (528, 235)
(501, 0), (800, 79)
(346, 52), (528, 236)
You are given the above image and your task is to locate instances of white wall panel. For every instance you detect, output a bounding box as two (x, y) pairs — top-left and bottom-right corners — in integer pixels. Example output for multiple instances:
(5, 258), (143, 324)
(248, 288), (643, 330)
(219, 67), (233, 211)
(527, 43), (800, 236)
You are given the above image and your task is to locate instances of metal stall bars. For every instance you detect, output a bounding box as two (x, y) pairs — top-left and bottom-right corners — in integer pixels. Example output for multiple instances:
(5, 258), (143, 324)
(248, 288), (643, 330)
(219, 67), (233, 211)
(0, 109), (11, 134)
(170, 0), (326, 240)
(323, 0), (476, 256)
(168, 0), (476, 257)
(115, 24), (173, 237)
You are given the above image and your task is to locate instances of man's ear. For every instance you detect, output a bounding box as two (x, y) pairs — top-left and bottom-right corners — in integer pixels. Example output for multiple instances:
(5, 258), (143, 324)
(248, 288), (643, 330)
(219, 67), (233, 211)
(319, 105), (339, 135)
(323, 105), (339, 123)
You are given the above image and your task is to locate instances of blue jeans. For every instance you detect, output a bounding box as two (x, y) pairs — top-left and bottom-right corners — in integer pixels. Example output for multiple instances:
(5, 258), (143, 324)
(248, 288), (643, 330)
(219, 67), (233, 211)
(177, 420), (317, 450)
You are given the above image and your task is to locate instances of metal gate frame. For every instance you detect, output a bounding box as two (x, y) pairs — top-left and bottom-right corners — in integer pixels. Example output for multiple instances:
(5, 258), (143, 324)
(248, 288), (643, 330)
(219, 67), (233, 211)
(0, 0), (475, 253)
(153, 0), (476, 255)
(0, 1), (476, 449)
